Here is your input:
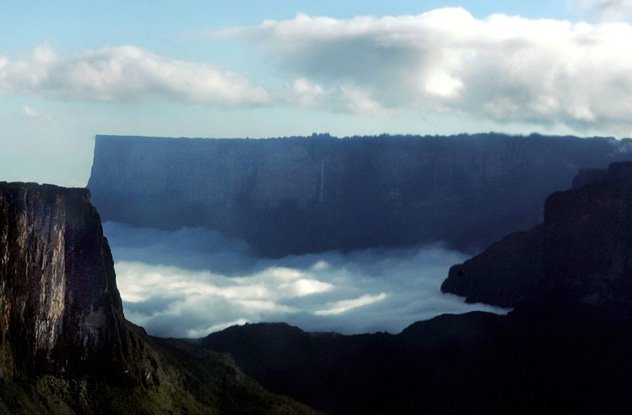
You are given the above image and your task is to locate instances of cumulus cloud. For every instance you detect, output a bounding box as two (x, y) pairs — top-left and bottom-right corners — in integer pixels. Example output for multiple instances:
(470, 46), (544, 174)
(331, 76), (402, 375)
(5, 9), (632, 134)
(223, 8), (632, 131)
(572, 0), (632, 20)
(0, 44), (268, 105)
(20, 105), (41, 118)
(104, 222), (507, 338)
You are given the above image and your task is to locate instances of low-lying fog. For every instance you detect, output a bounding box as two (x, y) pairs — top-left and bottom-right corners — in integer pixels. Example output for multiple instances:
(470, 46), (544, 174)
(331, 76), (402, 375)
(104, 222), (507, 338)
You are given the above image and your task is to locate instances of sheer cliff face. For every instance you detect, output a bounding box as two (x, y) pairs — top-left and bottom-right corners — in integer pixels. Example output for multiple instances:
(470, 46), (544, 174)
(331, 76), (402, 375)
(0, 182), (318, 414)
(0, 182), (126, 379)
(443, 161), (632, 308)
(88, 134), (631, 256)
(542, 162), (632, 303)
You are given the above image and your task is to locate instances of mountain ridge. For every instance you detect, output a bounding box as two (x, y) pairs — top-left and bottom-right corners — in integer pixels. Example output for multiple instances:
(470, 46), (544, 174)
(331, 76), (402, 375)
(201, 306), (632, 414)
(88, 133), (631, 256)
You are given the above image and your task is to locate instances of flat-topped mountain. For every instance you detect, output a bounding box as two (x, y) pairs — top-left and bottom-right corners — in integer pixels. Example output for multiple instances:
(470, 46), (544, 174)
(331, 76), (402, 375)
(0, 182), (315, 414)
(88, 133), (631, 256)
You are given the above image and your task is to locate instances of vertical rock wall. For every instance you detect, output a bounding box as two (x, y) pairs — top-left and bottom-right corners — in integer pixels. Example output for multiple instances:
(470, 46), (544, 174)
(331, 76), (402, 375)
(0, 182), (126, 380)
(442, 161), (632, 308)
(88, 134), (632, 256)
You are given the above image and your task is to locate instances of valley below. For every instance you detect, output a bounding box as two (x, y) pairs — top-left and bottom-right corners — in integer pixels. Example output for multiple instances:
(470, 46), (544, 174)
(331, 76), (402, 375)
(103, 221), (505, 337)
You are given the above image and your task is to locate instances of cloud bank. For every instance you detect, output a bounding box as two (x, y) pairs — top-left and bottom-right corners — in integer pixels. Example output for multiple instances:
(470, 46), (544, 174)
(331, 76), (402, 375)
(224, 8), (632, 132)
(0, 44), (268, 105)
(573, 0), (632, 20)
(3, 8), (631, 134)
(104, 222), (506, 338)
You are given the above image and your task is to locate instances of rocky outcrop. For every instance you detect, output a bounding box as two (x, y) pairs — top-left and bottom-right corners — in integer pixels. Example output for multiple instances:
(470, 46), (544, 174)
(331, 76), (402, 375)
(88, 133), (631, 256)
(440, 225), (543, 307)
(442, 161), (632, 308)
(541, 161), (632, 305)
(0, 182), (316, 414)
(0, 182), (126, 380)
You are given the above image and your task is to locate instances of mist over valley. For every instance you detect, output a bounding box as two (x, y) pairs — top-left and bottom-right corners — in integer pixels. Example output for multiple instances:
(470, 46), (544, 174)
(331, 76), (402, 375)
(86, 132), (629, 338)
(104, 221), (506, 337)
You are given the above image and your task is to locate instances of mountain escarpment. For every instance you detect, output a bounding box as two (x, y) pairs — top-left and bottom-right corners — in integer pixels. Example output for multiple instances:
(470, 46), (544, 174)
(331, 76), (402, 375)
(88, 133), (631, 256)
(442, 161), (632, 308)
(0, 182), (126, 380)
(0, 182), (315, 414)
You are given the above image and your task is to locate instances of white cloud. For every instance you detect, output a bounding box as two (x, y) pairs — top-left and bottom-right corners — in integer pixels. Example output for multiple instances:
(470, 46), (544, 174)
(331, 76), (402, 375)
(4, 9), (632, 135)
(20, 105), (41, 118)
(315, 293), (388, 316)
(0, 44), (268, 105)
(572, 0), (632, 20)
(105, 222), (507, 338)
(224, 8), (632, 133)
(287, 77), (327, 108)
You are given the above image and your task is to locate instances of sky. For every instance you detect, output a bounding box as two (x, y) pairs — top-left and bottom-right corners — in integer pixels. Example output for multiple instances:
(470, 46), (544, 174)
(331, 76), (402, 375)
(2, 0), (632, 186)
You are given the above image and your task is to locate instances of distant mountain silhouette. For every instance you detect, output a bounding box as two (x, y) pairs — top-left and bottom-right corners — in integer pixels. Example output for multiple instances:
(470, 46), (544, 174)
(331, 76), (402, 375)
(201, 308), (632, 414)
(88, 133), (632, 256)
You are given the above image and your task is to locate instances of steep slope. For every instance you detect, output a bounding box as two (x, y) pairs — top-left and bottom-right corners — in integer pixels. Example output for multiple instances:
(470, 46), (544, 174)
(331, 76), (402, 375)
(439, 225), (543, 307)
(200, 311), (632, 415)
(88, 133), (631, 256)
(442, 161), (632, 308)
(0, 182), (126, 380)
(0, 182), (315, 415)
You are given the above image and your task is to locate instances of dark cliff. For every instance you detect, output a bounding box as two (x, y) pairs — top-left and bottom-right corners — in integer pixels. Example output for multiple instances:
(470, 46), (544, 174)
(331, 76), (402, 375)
(0, 182), (126, 379)
(0, 182), (315, 414)
(442, 160), (632, 308)
(88, 133), (631, 257)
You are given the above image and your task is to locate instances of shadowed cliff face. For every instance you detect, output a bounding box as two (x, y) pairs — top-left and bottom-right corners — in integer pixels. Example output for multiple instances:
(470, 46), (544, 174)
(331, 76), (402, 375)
(0, 182), (126, 379)
(440, 225), (543, 307)
(193, 160), (632, 414)
(442, 161), (632, 308)
(541, 162), (632, 304)
(88, 134), (632, 257)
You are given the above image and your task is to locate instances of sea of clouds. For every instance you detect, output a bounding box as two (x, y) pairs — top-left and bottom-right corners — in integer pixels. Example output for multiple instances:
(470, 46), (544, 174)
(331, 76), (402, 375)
(104, 222), (507, 338)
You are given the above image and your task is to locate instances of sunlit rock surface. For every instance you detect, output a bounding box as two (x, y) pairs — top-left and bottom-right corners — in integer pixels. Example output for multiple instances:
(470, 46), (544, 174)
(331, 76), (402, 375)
(0, 182), (316, 414)
(0, 182), (126, 379)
